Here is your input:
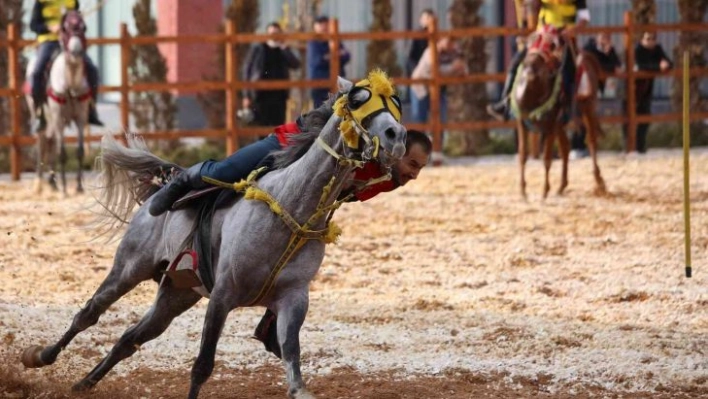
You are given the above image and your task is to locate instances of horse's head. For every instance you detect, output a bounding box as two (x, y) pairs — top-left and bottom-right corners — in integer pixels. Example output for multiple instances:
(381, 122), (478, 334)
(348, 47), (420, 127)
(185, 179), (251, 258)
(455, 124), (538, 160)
(333, 70), (406, 165)
(513, 50), (557, 114)
(60, 10), (87, 59)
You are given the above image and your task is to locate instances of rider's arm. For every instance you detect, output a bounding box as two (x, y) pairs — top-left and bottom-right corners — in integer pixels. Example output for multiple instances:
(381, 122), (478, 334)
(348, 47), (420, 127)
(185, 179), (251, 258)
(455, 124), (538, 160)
(29, 1), (50, 35)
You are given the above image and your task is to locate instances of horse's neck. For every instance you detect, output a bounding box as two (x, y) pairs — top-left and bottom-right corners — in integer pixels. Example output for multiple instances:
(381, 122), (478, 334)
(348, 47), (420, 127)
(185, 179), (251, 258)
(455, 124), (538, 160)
(267, 116), (353, 226)
(50, 53), (86, 93)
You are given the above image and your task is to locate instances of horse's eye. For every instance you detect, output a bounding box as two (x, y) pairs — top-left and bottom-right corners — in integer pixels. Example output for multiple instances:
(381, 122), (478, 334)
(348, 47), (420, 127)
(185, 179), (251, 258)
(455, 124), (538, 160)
(348, 87), (371, 109)
(390, 95), (402, 112)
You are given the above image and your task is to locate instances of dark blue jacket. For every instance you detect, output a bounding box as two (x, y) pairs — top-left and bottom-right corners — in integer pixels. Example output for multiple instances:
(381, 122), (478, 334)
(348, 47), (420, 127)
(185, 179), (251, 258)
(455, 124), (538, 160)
(306, 40), (350, 79)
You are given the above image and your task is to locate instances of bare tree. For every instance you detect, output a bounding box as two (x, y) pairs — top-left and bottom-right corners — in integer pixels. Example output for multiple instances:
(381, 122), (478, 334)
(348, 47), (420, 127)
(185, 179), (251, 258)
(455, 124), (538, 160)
(446, 0), (489, 155)
(366, 0), (401, 77)
(0, 0), (27, 139)
(671, 0), (708, 114)
(196, 0), (259, 131)
(129, 0), (176, 141)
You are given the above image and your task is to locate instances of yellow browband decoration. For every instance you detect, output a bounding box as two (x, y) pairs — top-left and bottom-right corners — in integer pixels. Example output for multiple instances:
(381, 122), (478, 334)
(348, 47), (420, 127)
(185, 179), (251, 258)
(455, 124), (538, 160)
(334, 69), (400, 149)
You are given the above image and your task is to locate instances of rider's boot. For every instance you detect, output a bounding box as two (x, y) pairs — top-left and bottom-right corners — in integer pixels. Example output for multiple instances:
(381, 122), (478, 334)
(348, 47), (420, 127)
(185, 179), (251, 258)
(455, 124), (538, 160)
(149, 162), (206, 216)
(486, 50), (524, 122)
(87, 103), (104, 127)
(87, 76), (104, 126)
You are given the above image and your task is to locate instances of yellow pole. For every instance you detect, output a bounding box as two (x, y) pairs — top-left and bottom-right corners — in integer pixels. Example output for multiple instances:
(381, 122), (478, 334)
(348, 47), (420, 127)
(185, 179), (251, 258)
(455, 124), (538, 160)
(682, 51), (692, 278)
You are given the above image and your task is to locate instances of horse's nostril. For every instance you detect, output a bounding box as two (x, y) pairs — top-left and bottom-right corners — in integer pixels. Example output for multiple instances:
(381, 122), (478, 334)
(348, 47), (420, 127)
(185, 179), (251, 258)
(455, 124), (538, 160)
(385, 128), (396, 141)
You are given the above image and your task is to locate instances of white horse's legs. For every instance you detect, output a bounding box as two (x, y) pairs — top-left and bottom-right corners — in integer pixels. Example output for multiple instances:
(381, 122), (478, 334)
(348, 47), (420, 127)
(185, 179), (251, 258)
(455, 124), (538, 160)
(277, 295), (315, 399)
(76, 119), (85, 193)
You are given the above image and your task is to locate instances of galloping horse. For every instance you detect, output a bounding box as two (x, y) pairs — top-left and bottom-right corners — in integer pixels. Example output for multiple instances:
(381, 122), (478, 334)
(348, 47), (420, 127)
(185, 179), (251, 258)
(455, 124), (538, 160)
(20, 71), (407, 399)
(25, 10), (91, 194)
(511, 26), (607, 199)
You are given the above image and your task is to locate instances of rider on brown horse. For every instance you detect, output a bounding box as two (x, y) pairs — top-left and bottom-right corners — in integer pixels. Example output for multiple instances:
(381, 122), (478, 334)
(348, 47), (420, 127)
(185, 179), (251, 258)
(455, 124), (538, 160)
(486, 0), (590, 123)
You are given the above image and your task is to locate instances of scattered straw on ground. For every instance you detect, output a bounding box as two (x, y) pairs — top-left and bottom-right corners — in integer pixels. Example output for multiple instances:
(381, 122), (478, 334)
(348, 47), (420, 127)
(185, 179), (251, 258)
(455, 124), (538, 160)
(0, 150), (706, 398)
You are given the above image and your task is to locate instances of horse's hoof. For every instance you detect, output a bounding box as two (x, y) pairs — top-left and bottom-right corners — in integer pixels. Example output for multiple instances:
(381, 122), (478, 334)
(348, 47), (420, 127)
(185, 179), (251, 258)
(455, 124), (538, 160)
(290, 388), (316, 399)
(76, 186), (84, 194)
(21, 345), (46, 368)
(72, 379), (96, 392)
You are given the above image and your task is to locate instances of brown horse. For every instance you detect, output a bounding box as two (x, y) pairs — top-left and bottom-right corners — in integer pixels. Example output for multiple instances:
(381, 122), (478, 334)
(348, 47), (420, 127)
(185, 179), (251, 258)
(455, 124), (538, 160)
(511, 40), (607, 199)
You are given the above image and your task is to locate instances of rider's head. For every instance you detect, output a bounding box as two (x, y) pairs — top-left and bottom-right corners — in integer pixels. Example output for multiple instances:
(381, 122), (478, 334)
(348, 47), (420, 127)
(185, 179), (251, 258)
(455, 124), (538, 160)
(392, 130), (432, 187)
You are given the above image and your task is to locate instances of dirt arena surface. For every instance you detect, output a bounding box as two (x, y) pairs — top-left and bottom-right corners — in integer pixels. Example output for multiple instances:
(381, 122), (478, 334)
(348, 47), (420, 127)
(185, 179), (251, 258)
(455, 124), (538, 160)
(0, 150), (706, 398)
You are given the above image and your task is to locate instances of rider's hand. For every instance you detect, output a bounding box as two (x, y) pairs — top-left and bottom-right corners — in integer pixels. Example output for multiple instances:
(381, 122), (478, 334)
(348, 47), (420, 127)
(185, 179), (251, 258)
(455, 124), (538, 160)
(49, 24), (61, 34)
(659, 59), (671, 72)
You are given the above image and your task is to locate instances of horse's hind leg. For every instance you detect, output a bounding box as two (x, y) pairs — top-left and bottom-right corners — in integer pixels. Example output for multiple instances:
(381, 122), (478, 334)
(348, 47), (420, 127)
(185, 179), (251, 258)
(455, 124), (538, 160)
(21, 254), (153, 369)
(277, 295), (315, 399)
(72, 284), (202, 392)
(557, 125), (570, 195)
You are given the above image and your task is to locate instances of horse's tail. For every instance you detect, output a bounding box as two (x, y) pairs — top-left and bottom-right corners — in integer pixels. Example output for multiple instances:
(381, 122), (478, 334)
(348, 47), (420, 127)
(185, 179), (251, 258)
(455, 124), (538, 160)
(90, 133), (182, 240)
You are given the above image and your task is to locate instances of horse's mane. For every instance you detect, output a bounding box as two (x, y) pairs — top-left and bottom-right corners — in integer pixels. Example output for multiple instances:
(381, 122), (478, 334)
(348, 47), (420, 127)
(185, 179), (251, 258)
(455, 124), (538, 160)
(271, 95), (338, 170)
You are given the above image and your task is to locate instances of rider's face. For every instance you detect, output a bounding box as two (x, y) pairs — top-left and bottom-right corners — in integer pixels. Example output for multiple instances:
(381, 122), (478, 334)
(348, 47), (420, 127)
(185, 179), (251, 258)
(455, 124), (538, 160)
(392, 143), (429, 186)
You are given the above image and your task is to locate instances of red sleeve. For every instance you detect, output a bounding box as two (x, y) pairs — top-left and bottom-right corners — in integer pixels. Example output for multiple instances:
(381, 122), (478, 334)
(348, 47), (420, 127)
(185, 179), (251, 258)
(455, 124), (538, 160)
(274, 122), (302, 147)
(352, 162), (397, 202)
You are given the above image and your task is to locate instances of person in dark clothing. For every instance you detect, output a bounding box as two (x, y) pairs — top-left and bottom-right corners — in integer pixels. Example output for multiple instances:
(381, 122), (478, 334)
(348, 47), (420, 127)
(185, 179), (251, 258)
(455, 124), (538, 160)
(406, 8), (435, 77)
(242, 22), (301, 127)
(625, 31), (673, 153)
(486, 0), (589, 122)
(571, 32), (622, 158)
(306, 15), (351, 108)
(29, 0), (103, 129)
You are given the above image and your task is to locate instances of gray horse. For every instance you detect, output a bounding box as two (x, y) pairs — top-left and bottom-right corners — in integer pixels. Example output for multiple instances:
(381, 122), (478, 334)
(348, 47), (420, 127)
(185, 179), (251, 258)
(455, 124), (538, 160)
(21, 71), (406, 399)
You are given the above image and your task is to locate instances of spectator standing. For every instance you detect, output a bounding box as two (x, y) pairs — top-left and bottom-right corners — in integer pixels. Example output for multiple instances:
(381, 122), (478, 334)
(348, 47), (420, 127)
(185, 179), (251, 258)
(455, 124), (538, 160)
(306, 15), (351, 108)
(406, 8), (435, 77)
(242, 22), (301, 127)
(410, 37), (467, 125)
(571, 32), (622, 158)
(627, 31), (673, 153)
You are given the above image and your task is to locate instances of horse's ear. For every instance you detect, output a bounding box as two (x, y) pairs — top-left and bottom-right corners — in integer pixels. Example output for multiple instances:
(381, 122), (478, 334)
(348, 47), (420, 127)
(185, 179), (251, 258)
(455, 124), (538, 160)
(337, 76), (353, 93)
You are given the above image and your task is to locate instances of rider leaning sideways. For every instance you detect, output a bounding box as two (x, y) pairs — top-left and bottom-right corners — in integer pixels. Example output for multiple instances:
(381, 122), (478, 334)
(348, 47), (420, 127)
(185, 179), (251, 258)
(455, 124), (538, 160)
(30, 0), (103, 128)
(486, 0), (589, 121)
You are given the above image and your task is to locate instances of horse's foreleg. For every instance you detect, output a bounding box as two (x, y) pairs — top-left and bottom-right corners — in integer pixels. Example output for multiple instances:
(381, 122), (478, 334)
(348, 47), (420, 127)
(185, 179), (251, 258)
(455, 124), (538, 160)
(582, 106), (607, 195)
(542, 131), (554, 199)
(47, 130), (59, 191)
(188, 297), (232, 399)
(277, 295), (315, 399)
(72, 284), (202, 392)
(557, 126), (570, 195)
(21, 254), (152, 370)
(76, 120), (85, 193)
(35, 133), (46, 194)
(517, 122), (528, 200)
(59, 130), (68, 196)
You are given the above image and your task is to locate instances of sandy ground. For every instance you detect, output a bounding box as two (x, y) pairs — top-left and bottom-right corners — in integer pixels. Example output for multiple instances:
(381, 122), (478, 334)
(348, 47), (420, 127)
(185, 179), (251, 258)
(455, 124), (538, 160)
(0, 150), (706, 399)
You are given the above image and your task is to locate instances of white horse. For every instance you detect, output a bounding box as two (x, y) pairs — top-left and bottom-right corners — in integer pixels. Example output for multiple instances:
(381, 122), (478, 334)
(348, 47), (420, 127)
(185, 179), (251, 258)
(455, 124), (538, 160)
(26, 10), (90, 194)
